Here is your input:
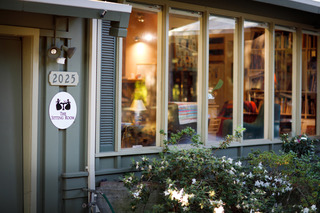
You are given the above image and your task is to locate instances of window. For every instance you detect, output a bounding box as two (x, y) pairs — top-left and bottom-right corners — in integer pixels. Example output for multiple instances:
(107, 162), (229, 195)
(168, 9), (200, 143)
(99, 4), (320, 154)
(274, 30), (293, 137)
(301, 34), (317, 135)
(207, 15), (235, 142)
(121, 7), (159, 148)
(243, 21), (266, 140)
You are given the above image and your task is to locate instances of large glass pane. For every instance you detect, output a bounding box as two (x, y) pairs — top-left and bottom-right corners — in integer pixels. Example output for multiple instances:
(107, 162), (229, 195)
(168, 10), (200, 143)
(301, 34), (317, 135)
(243, 21), (266, 140)
(274, 30), (293, 137)
(121, 8), (158, 148)
(207, 15), (235, 142)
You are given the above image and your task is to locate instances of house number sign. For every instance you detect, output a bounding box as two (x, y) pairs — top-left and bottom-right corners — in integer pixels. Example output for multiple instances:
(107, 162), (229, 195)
(49, 92), (77, 129)
(49, 71), (79, 86)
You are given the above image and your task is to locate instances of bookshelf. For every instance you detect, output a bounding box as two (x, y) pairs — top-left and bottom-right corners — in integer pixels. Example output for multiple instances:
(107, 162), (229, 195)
(274, 30), (293, 134)
(169, 34), (198, 102)
(301, 34), (317, 135)
(245, 29), (265, 111)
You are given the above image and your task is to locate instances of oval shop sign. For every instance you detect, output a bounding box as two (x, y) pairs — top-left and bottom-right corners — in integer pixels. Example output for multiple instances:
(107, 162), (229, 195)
(49, 92), (77, 129)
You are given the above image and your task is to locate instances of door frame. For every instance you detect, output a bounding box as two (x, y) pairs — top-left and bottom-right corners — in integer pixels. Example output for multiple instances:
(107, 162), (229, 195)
(0, 25), (39, 213)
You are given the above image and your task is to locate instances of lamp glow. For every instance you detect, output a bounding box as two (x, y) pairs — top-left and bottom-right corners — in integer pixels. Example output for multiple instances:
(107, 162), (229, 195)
(143, 34), (153, 41)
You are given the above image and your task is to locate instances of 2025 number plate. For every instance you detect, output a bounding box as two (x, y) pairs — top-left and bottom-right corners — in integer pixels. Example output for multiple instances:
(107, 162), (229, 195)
(49, 71), (79, 86)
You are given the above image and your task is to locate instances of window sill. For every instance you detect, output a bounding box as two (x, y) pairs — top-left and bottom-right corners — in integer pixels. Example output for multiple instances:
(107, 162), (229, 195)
(96, 139), (284, 157)
(96, 146), (164, 157)
(206, 138), (282, 149)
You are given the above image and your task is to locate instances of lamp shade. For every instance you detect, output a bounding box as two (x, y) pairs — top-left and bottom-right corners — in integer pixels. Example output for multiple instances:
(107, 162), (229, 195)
(130, 100), (146, 112)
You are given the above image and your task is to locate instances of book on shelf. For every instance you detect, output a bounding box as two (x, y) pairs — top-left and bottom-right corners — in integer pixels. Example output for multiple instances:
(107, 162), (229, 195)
(309, 100), (316, 115)
(310, 73), (316, 92)
(280, 97), (292, 114)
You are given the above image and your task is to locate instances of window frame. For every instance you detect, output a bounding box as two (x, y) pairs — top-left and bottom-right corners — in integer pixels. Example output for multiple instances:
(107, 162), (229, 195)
(167, 7), (203, 142)
(300, 30), (320, 135)
(96, 0), (320, 156)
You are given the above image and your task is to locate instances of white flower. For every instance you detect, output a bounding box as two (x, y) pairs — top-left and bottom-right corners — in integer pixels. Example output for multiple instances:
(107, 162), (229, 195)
(148, 165), (152, 170)
(180, 194), (189, 206)
(221, 156), (226, 163)
(255, 180), (261, 187)
(311, 205), (317, 211)
(124, 176), (132, 184)
(141, 156), (147, 161)
(228, 158), (233, 164)
(248, 172), (253, 178)
(258, 162), (263, 169)
(235, 161), (242, 167)
(303, 207), (309, 213)
(192, 178), (196, 184)
(301, 136), (307, 141)
(132, 190), (141, 199)
(214, 206), (224, 213)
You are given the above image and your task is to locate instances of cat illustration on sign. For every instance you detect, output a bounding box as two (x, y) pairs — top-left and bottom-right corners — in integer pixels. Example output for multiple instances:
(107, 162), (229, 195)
(56, 99), (71, 111)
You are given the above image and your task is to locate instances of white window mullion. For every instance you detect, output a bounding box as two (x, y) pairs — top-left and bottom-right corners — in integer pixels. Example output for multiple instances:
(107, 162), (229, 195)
(292, 28), (302, 136)
(159, 4), (169, 146)
(233, 17), (244, 140)
(265, 22), (275, 140)
(88, 18), (98, 193)
(95, 20), (102, 153)
(198, 10), (209, 144)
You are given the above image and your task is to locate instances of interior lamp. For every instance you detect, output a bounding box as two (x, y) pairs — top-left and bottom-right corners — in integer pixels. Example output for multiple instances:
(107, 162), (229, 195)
(130, 99), (146, 125)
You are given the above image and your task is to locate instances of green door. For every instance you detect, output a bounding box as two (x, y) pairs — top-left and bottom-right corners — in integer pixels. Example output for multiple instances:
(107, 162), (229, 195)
(0, 36), (23, 212)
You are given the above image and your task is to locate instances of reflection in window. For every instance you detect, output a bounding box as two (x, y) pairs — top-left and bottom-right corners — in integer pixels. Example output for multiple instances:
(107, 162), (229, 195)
(207, 16), (235, 142)
(168, 10), (200, 143)
(301, 34), (317, 135)
(121, 9), (158, 148)
(274, 30), (293, 137)
(243, 21), (266, 140)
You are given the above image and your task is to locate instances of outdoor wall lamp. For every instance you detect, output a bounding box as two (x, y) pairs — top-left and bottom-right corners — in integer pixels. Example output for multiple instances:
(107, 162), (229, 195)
(47, 45), (76, 64)
(47, 46), (61, 59)
(61, 45), (76, 59)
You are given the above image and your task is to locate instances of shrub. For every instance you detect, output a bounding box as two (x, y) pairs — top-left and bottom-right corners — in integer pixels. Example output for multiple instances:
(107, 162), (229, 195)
(122, 127), (319, 212)
(281, 133), (316, 157)
(247, 149), (320, 212)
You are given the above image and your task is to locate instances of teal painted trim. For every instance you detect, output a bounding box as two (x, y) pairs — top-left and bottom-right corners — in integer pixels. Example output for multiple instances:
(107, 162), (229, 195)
(62, 173), (88, 192)
(63, 189), (87, 200)
(62, 179), (88, 191)
(95, 168), (132, 176)
(109, 27), (127, 37)
(64, 198), (87, 213)
(43, 37), (60, 213)
(65, 18), (87, 174)
(61, 171), (89, 178)
(40, 29), (72, 39)
(255, 0), (320, 14)
(0, 0), (131, 22)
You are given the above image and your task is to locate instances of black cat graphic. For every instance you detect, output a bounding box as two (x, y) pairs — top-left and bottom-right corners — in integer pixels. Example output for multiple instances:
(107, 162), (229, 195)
(56, 98), (71, 111)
